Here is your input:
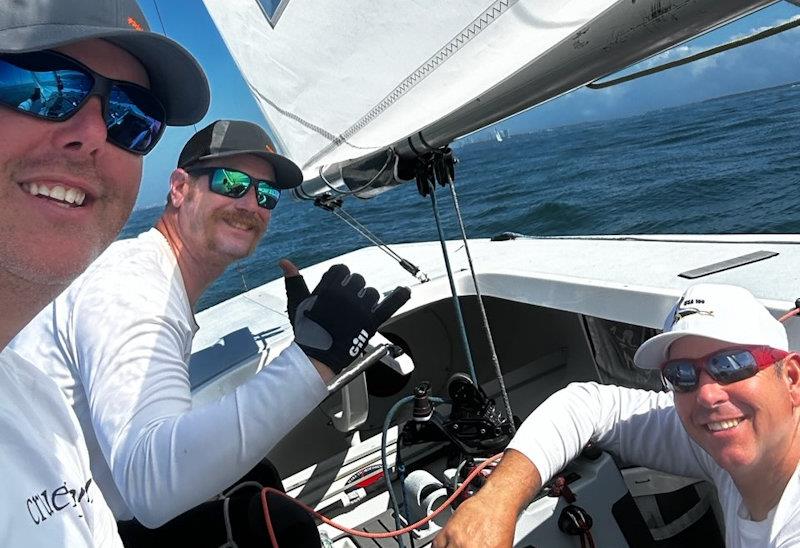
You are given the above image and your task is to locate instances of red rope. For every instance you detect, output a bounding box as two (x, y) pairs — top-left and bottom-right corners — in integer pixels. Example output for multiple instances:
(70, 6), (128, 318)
(779, 308), (800, 323)
(260, 452), (504, 547)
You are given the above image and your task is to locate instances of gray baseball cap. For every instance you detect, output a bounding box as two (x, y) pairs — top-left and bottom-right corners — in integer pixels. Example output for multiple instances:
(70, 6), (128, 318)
(179, 120), (303, 189)
(0, 0), (209, 125)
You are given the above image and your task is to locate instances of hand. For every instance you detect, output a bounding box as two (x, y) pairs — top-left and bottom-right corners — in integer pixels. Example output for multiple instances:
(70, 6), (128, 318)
(434, 449), (542, 548)
(280, 260), (411, 374)
(433, 493), (517, 548)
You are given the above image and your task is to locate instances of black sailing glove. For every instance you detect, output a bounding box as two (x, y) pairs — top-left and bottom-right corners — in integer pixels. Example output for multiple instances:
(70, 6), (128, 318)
(285, 264), (411, 374)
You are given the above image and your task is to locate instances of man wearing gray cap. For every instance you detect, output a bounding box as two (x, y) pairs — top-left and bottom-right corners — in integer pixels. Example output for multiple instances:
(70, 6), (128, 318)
(0, 0), (208, 545)
(436, 284), (800, 548)
(11, 119), (410, 546)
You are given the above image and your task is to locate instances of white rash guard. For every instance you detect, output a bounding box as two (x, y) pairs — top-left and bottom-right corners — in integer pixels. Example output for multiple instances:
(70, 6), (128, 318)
(10, 228), (328, 527)
(507, 382), (800, 547)
(0, 348), (122, 547)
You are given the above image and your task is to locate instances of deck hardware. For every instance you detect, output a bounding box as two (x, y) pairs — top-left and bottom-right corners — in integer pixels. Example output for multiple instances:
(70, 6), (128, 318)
(677, 250), (778, 279)
(411, 143), (515, 433)
(325, 344), (391, 394)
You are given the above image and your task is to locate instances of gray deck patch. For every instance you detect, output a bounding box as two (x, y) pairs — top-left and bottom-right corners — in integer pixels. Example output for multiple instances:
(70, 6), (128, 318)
(678, 250), (779, 279)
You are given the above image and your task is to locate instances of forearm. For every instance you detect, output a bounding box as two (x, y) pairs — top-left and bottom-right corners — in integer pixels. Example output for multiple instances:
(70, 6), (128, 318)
(433, 449), (541, 547)
(478, 449), (542, 515)
(508, 382), (706, 483)
(106, 344), (327, 527)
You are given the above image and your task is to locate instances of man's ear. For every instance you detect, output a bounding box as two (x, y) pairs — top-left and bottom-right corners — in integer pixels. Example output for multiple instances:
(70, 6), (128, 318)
(782, 353), (800, 406)
(169, 168), (191, 208)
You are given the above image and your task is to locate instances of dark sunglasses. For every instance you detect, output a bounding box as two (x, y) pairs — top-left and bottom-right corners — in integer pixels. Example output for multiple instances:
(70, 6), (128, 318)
(660, 345), (788, 393)
(188, 167), (281, 210)
(0, 50), (166, 154)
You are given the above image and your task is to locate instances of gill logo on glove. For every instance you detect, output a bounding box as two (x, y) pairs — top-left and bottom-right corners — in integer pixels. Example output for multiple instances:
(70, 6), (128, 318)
(349, 329), (369, 357)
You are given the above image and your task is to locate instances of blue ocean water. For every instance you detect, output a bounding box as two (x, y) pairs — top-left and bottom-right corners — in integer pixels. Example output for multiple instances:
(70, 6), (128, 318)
(121, 83), (800, 311)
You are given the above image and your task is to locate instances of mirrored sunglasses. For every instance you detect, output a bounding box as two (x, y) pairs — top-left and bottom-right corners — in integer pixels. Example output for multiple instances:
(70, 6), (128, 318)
(0, 50), (166, 155)
(660, 345), (788, 393)
(188, 167), (280, 210)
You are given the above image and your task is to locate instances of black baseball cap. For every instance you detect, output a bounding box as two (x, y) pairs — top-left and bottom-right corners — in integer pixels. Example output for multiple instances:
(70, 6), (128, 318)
(0, 0), (209, 125)
(178, 120), (303, 190)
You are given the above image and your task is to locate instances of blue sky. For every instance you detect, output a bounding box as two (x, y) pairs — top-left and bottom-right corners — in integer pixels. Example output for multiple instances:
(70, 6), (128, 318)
(135, 1), (800, 208)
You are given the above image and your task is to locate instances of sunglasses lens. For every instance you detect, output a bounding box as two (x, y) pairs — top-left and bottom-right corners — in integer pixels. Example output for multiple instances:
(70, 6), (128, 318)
(707, 349), (758, 384)
(211, 169), (251, 198)
(662, 361), (698, 392)
(0, 56), (92, 119)
(256, 181), (280, 210)
(0, 52), (166, 155)
(105, 84), (165, 154)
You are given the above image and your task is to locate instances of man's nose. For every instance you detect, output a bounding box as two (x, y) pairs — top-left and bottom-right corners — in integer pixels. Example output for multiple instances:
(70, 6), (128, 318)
(51, 96), (107, 155)
(694, 370), (730, 408)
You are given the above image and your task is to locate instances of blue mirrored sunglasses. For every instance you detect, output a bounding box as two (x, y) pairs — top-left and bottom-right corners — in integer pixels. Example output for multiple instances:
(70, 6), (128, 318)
(661, 346), (788, 393)
(0, 50), (166, 155)
(188, 167), (281, 210)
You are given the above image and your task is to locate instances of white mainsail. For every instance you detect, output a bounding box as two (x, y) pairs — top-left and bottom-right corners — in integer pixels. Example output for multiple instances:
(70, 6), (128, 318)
(202, 0), (774, 196)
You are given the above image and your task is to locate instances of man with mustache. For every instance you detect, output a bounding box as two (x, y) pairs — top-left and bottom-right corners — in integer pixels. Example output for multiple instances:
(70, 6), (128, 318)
(11, 119), (410, 546)
(0, 0), (208, 545)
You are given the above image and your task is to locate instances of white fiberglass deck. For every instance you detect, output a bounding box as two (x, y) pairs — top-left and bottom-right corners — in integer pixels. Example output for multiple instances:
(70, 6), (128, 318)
(193, 234), (800, 356)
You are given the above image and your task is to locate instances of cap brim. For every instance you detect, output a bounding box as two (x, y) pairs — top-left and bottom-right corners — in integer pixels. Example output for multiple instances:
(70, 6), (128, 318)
(196, 150), (304, 190)
(633, 331), (769, 369)
(0, 26), (209, 126)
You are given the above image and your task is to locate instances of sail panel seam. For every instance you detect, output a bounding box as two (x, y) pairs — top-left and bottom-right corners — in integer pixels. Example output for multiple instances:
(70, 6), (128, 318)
(301, 0), (519, 170)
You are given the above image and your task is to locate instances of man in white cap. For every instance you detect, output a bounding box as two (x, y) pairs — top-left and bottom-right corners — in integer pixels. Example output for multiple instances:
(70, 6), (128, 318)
(435, 283), (800, 548)
(0, 0), (208, 545)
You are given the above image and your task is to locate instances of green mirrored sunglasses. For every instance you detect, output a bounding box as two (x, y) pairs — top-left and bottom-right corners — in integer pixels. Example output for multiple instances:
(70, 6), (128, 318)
(188, 167), (280, 210)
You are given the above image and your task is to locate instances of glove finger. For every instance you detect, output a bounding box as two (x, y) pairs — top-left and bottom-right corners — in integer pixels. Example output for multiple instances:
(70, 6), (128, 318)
(313, 264), (350, 295)
(284, 275), (311, 321)
(346, 273), (366, 294)
(360, 286), (380, 311)
(372, 286), (411, 326)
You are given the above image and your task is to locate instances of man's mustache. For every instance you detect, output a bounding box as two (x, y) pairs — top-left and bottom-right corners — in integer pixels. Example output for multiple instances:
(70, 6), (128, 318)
(217, 209), (265, 231)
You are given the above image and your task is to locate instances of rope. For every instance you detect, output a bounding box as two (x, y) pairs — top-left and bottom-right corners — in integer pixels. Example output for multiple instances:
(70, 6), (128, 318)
(260, 453), (504, 547)
(382, 396), (414, 548)
(428, 182), (479, 386)
(447, 179), (515, 434)
(779, 308), (799, 323)
(317, 149), (394, 196)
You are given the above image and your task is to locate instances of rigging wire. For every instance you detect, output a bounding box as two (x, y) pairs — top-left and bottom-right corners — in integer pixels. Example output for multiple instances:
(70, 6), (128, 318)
(428, 181), (479, 386)
(447, 179), (515, 434)
(151, 0), (200, 134)
(235, 262), (249, 292)
(321, 203), (429, 282)
(588, 16), (800, 90)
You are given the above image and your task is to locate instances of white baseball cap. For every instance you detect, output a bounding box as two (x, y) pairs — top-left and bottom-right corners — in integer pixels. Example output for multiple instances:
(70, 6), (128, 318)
(634, 283), (788, 369)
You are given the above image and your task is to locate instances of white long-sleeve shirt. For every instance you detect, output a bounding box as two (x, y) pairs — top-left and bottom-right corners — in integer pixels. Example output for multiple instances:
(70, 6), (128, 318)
(0, 348), (122, 547)
(10, 228), (328, 527)
(507, 382), (800, 547)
